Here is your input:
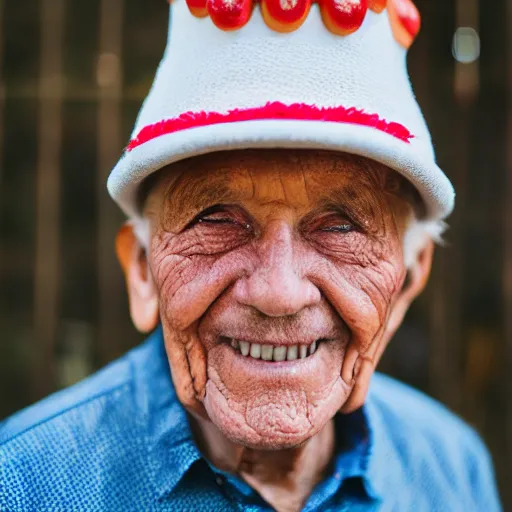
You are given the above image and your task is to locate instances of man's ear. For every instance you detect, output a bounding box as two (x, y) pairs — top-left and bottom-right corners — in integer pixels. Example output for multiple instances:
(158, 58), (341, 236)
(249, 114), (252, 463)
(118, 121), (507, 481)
(116, 223), (159, 333)
(385, 238), (435, 342)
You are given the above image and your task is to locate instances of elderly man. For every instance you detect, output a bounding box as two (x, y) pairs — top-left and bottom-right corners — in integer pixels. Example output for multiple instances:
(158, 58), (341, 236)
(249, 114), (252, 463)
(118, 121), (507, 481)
(0, 0), (502, 510)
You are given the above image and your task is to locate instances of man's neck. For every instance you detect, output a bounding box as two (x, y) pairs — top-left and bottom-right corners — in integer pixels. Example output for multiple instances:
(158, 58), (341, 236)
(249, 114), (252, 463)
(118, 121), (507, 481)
(188, 414), (336, 512)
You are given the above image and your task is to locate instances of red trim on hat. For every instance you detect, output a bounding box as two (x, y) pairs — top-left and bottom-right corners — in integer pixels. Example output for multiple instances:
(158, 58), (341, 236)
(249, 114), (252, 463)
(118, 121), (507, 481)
(126, 102), (414, 151)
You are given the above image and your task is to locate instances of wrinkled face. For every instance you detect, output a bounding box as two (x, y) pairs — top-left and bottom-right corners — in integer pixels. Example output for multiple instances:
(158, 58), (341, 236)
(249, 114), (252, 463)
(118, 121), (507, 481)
(140, 150), (424, 450)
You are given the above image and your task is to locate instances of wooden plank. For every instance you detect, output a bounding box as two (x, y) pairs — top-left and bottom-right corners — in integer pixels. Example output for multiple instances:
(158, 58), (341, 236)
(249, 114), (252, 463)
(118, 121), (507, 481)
(444, 0), (479, 412)
(0, 0), (5, 190)
(504, 0), (512, 504)
(96, 0), (126, 364)
(0, 0), (5, 284)
(33, 0), (65, 399)
(424, 0), (460, 408)
(423, 0), (478, 413)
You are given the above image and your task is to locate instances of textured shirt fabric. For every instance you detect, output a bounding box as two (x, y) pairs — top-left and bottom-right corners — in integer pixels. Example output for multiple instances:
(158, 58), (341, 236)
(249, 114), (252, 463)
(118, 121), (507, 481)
(0, 328), (502, 512)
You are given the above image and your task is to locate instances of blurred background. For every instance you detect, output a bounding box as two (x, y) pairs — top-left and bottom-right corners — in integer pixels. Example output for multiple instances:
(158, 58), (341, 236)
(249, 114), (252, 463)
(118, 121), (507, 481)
(0, 0), (510, 507)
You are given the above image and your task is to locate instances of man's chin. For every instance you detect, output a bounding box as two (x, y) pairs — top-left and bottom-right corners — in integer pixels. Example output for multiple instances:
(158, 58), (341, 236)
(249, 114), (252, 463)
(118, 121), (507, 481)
(219, 429), (315, 452)
(202, 374), (349, 451)
(203, 382), (327, 450)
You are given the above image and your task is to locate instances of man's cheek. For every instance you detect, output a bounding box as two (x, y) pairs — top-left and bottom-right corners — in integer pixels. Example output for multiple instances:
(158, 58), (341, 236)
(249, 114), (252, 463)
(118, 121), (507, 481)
(358, 262), (406, 316)
(161, 322), (209, 414)
(151, 245), (251, 330)
(351, 263), (406, 358)
(151, 235), (208, 294)
(325, 257), (405, 351)
(152, 254), (218, 329)
(149, 250), (216, 408)
(153, 253), (207, 299)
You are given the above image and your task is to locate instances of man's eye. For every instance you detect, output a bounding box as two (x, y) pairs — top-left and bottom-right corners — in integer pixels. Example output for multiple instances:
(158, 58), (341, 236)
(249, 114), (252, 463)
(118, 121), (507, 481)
(320, 223), (354, 234)
(198, 215), (235, 225)
(188, 206), (252, 231)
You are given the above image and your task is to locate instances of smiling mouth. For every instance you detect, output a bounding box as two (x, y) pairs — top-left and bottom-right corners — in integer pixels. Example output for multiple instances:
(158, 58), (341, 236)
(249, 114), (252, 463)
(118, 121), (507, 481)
(222, 337), (324, 362)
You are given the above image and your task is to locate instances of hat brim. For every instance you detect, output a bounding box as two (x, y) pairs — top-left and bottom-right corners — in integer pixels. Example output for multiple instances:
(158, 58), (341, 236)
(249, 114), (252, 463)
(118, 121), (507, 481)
(108, 119), (454, 220)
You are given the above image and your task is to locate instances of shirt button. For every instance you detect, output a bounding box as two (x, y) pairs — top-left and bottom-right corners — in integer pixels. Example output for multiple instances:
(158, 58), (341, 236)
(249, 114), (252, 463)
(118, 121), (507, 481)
(215, 476), (224, 486)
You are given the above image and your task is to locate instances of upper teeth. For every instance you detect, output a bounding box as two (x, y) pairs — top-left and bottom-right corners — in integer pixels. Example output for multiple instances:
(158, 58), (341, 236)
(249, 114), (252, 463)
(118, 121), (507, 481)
(230, 339), (319, 361)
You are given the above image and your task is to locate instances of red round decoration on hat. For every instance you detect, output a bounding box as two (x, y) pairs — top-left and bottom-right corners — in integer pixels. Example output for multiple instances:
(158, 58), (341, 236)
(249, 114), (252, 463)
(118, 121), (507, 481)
(387, 0), (420, 48)
(207, 0), (254, 30)
(186, 0), (209, 17)
(261, 0), (312, 33)
(320, 0), (369, 37)
(368, 0), (386, 13)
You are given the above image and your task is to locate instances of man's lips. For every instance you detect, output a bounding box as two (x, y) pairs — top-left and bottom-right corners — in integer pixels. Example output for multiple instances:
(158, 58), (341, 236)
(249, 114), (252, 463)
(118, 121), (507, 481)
(221, 337), (326, 362)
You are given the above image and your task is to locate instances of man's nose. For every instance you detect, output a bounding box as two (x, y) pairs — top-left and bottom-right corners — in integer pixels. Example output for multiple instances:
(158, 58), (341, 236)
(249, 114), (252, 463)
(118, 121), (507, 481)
(233, 220), (321, 317)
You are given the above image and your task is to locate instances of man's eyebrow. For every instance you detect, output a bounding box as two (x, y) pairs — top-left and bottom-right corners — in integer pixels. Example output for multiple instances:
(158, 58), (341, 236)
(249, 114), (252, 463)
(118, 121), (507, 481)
(163, 174), (238, 222)
(318, 183), (377, 222)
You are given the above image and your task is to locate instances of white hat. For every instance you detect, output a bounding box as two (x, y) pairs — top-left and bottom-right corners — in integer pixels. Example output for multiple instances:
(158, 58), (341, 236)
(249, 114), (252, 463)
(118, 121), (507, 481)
(108, 0), (455, 220)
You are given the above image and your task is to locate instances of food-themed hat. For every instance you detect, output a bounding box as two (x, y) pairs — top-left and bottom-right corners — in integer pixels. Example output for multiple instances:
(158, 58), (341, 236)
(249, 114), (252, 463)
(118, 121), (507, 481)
(108, 0), (455, 220)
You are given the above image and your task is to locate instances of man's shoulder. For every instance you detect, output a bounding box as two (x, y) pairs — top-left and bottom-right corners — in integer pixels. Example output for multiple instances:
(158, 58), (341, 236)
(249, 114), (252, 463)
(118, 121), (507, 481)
(370, 372), (477, 440)
(369, 373), (501, 508)
(370, 373), (488, 458)
(0, 336), (161, 509)
(2, 347), (137, 447)
(1, 359), (128, 448)
(0, 332), (163, 447)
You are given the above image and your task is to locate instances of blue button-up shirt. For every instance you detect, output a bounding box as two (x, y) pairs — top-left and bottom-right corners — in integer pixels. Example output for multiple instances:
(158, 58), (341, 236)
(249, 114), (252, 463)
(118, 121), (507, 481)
(0, 329), (502, 511)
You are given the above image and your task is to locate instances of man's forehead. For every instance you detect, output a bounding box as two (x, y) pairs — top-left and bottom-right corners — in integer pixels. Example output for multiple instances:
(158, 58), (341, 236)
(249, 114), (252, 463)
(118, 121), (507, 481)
(146, 149), (397, 212)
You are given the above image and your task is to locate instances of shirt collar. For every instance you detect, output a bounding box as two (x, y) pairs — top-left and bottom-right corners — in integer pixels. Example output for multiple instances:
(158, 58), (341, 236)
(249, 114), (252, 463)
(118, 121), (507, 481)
(139, 328), (397, 503)
(332, 407), (371, 482)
